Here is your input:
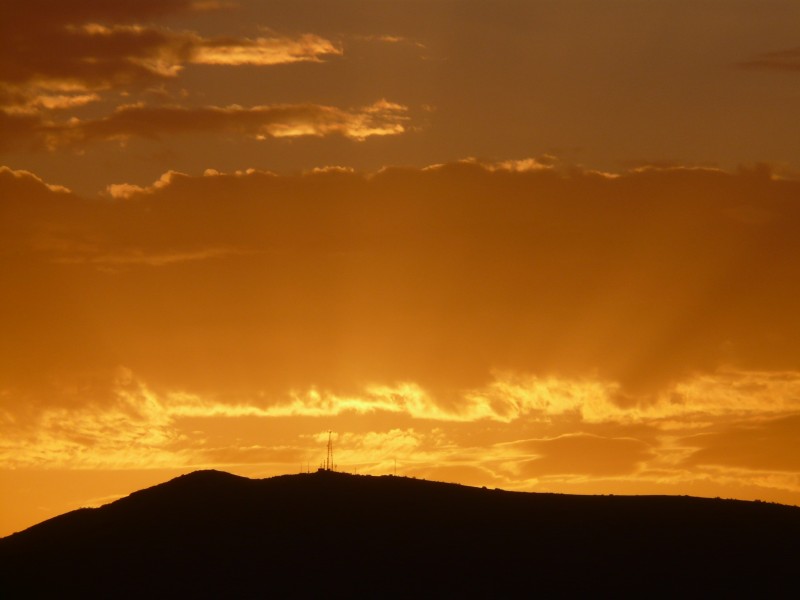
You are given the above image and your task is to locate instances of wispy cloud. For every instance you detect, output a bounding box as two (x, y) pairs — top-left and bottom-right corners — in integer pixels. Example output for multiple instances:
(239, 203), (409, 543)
(0, 25), (340, 104)
(0, 0), (344, 139)
(355, 34), (426, 49)
(53, 247), (241, 270)
(28, 99), (408, 149)
(192, 33), (341, 66)
(740, 47), (800, 72)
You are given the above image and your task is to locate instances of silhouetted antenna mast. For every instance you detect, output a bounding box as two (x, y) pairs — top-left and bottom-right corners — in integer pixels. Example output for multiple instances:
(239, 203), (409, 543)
(325, 430), (335, 472)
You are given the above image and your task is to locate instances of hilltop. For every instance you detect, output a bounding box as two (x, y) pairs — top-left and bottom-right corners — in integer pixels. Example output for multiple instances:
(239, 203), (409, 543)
(1, 470), (798, 597)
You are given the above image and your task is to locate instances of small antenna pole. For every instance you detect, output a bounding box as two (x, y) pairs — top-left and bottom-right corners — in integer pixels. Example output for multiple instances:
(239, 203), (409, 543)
(326, 430), (334, 472)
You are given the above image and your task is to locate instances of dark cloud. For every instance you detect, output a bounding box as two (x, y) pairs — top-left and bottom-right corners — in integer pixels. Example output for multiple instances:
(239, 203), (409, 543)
(0, 0), (339, 120)
(0, 24), (192, 91)
(0, 101), (406, 153)
(0, 1), (202, 96)
(0, 24), (337, 98)
(0, 0), (363, 157)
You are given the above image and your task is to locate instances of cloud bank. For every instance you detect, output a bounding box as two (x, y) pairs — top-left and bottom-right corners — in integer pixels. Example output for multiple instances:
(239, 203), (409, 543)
(3, 161), (799, 400)
(0, 0), (414, 152)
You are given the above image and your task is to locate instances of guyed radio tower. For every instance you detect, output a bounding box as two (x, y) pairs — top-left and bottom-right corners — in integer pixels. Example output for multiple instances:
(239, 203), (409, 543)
(324, 430), (335, 471)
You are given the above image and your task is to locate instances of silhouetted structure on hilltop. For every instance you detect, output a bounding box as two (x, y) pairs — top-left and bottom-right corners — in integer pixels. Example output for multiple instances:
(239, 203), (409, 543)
(321, 429), (335, 472)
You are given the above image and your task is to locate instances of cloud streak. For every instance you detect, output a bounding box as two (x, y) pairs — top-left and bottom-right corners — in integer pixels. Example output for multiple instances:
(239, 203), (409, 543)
(0, 24), (340, 100)
(192, 34), (341, 66)
(740, 47), (800, 72)
(25, 99), (407, 149)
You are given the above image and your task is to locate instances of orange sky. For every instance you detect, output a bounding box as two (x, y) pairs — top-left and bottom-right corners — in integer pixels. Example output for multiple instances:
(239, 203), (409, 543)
(2, 0), (800, 536)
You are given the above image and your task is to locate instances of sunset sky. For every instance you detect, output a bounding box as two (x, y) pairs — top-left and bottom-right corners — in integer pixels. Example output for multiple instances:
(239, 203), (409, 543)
(3, 0), (800, 536)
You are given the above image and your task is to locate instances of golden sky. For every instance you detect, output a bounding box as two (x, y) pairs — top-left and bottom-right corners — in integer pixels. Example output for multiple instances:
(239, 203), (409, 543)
(2, 0), (800, 536)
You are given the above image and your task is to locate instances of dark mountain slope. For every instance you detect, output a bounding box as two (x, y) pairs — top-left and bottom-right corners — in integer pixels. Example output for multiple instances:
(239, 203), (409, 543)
(1, 470), (798, 597)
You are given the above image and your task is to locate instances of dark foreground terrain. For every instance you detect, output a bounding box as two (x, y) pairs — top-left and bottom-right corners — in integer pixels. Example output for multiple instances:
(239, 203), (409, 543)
(1, 470), (798, 597)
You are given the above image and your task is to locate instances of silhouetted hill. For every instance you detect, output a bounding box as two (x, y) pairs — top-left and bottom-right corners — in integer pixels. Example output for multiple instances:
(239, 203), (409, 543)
(2, 470), (798, 597)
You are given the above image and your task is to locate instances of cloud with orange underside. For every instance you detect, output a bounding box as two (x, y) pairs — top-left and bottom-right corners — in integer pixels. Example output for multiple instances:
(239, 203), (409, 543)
(193, 33), (341, 66)
(0, 0), (339, 88)
(0, 0), (363, 150)
(28, 100), (408, 149)
(0, 3), (409, 152)
(0, 23), (340, 107)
